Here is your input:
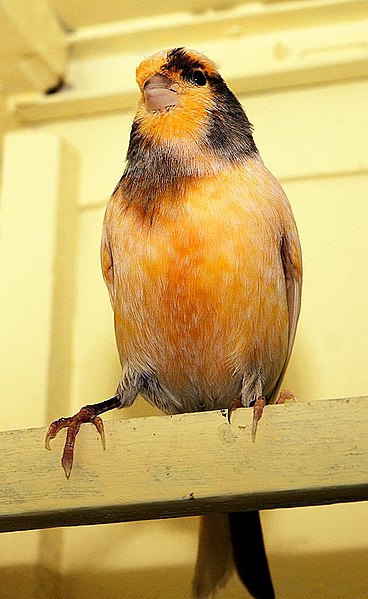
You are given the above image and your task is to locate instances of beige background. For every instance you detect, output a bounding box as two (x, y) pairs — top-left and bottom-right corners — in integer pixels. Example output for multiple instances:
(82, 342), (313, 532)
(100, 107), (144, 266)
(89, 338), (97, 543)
(0, 1), (368, 597)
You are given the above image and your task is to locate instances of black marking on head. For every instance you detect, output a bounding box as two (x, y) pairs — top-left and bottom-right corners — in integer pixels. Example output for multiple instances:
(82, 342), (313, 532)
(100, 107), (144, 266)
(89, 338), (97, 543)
(164, 48), (258, 157)
(165, 47), (206, 74)
(164, 47), (221, 87)
(205, 77), (258, 158)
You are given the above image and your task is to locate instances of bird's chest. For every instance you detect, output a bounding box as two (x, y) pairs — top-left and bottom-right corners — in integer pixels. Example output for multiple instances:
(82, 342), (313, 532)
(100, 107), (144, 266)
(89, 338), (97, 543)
(120, 204), (248, 296)
(107, 170), (289, 400)
(111, 181), (283, 330)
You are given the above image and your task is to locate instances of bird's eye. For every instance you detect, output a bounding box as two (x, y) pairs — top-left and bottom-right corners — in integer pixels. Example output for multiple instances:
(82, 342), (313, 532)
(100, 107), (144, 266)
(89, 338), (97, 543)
(188, 70), (207, 86)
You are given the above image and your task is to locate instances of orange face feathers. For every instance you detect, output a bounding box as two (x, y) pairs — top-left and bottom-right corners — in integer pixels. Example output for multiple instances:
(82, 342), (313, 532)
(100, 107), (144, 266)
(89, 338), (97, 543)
(135, 48), (219, 144)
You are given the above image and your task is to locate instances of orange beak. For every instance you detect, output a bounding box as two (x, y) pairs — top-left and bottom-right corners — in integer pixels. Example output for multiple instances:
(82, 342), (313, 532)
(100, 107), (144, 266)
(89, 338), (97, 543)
(143, 74), (179, 112)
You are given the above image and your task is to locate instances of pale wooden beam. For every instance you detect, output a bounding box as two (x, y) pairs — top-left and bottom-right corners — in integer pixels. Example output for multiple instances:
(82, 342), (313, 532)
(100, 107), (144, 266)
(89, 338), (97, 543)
(68, 0), (368, 60)
(10, 6), (368, 122)
(0, 0), (66, 93)
(1, 397), (367, 533)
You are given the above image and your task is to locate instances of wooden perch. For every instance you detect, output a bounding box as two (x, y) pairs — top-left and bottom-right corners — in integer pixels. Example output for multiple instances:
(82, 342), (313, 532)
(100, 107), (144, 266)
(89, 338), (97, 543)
(1, 397), (367, 533)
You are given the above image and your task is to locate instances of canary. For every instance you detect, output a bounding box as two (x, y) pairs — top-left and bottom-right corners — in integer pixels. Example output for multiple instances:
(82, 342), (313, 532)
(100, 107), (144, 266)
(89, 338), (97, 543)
(46, 47), (302, 599)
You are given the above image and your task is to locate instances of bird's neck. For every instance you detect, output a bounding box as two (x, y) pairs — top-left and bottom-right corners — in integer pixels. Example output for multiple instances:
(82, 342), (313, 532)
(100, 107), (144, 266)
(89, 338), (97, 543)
(115, 118), (258, 209)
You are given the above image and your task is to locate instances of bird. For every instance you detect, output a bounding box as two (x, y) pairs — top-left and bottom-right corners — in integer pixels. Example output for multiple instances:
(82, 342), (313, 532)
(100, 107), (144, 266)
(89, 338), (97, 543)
(45, 47), (302, 599)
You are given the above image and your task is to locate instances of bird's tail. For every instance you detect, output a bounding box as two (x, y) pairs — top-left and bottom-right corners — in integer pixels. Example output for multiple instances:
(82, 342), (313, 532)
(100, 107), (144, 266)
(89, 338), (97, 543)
(191, 513), (234, 598)
(229, 511), (275, 599)
(191, 511), (275, 599)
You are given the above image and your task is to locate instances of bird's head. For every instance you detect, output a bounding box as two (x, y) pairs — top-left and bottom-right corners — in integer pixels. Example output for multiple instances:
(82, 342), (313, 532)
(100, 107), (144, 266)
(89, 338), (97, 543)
(118, 48), (258, 207)
(135, 48), (219, 141)
(131, 47), (257, 161)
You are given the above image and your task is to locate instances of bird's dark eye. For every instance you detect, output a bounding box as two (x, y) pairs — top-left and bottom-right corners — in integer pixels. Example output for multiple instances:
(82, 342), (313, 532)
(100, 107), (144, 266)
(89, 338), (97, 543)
(187, 70), (207, 86)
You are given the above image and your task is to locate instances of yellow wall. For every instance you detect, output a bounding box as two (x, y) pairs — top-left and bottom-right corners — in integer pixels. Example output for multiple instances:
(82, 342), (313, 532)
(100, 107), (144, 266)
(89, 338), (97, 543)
(1, 6), (368, 599)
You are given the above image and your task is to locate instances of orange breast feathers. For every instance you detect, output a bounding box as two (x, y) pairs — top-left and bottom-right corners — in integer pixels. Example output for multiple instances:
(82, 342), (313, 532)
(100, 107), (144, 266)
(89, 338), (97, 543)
(101, 156), (301, 411)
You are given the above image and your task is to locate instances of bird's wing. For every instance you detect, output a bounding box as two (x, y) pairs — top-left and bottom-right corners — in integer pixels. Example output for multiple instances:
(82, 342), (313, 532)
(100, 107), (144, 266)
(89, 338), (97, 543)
(101, 225), (115, 310)
(283, 229), (302, 361)
(270, 219), (302, 403)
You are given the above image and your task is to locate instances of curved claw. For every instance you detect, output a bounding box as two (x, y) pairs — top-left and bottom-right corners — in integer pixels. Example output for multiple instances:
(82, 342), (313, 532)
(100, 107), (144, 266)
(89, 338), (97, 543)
(252, 396), (266, 442)
(92, 416), (106, 450)
(227, 399), (244, 424)
(45, 417), (72, 451)
(45, 406), (106, 479)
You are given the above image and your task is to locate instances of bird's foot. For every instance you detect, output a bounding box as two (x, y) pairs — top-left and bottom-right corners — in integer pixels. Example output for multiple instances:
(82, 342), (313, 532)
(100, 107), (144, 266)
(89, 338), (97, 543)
(227, 396), (266, 442)
(45, 406), (105, 479)
(276, 388), (297, 404)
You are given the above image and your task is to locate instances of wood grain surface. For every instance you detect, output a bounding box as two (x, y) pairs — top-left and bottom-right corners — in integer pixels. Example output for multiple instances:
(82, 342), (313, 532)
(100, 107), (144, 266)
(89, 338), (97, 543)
(1, 397), (367, 533)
